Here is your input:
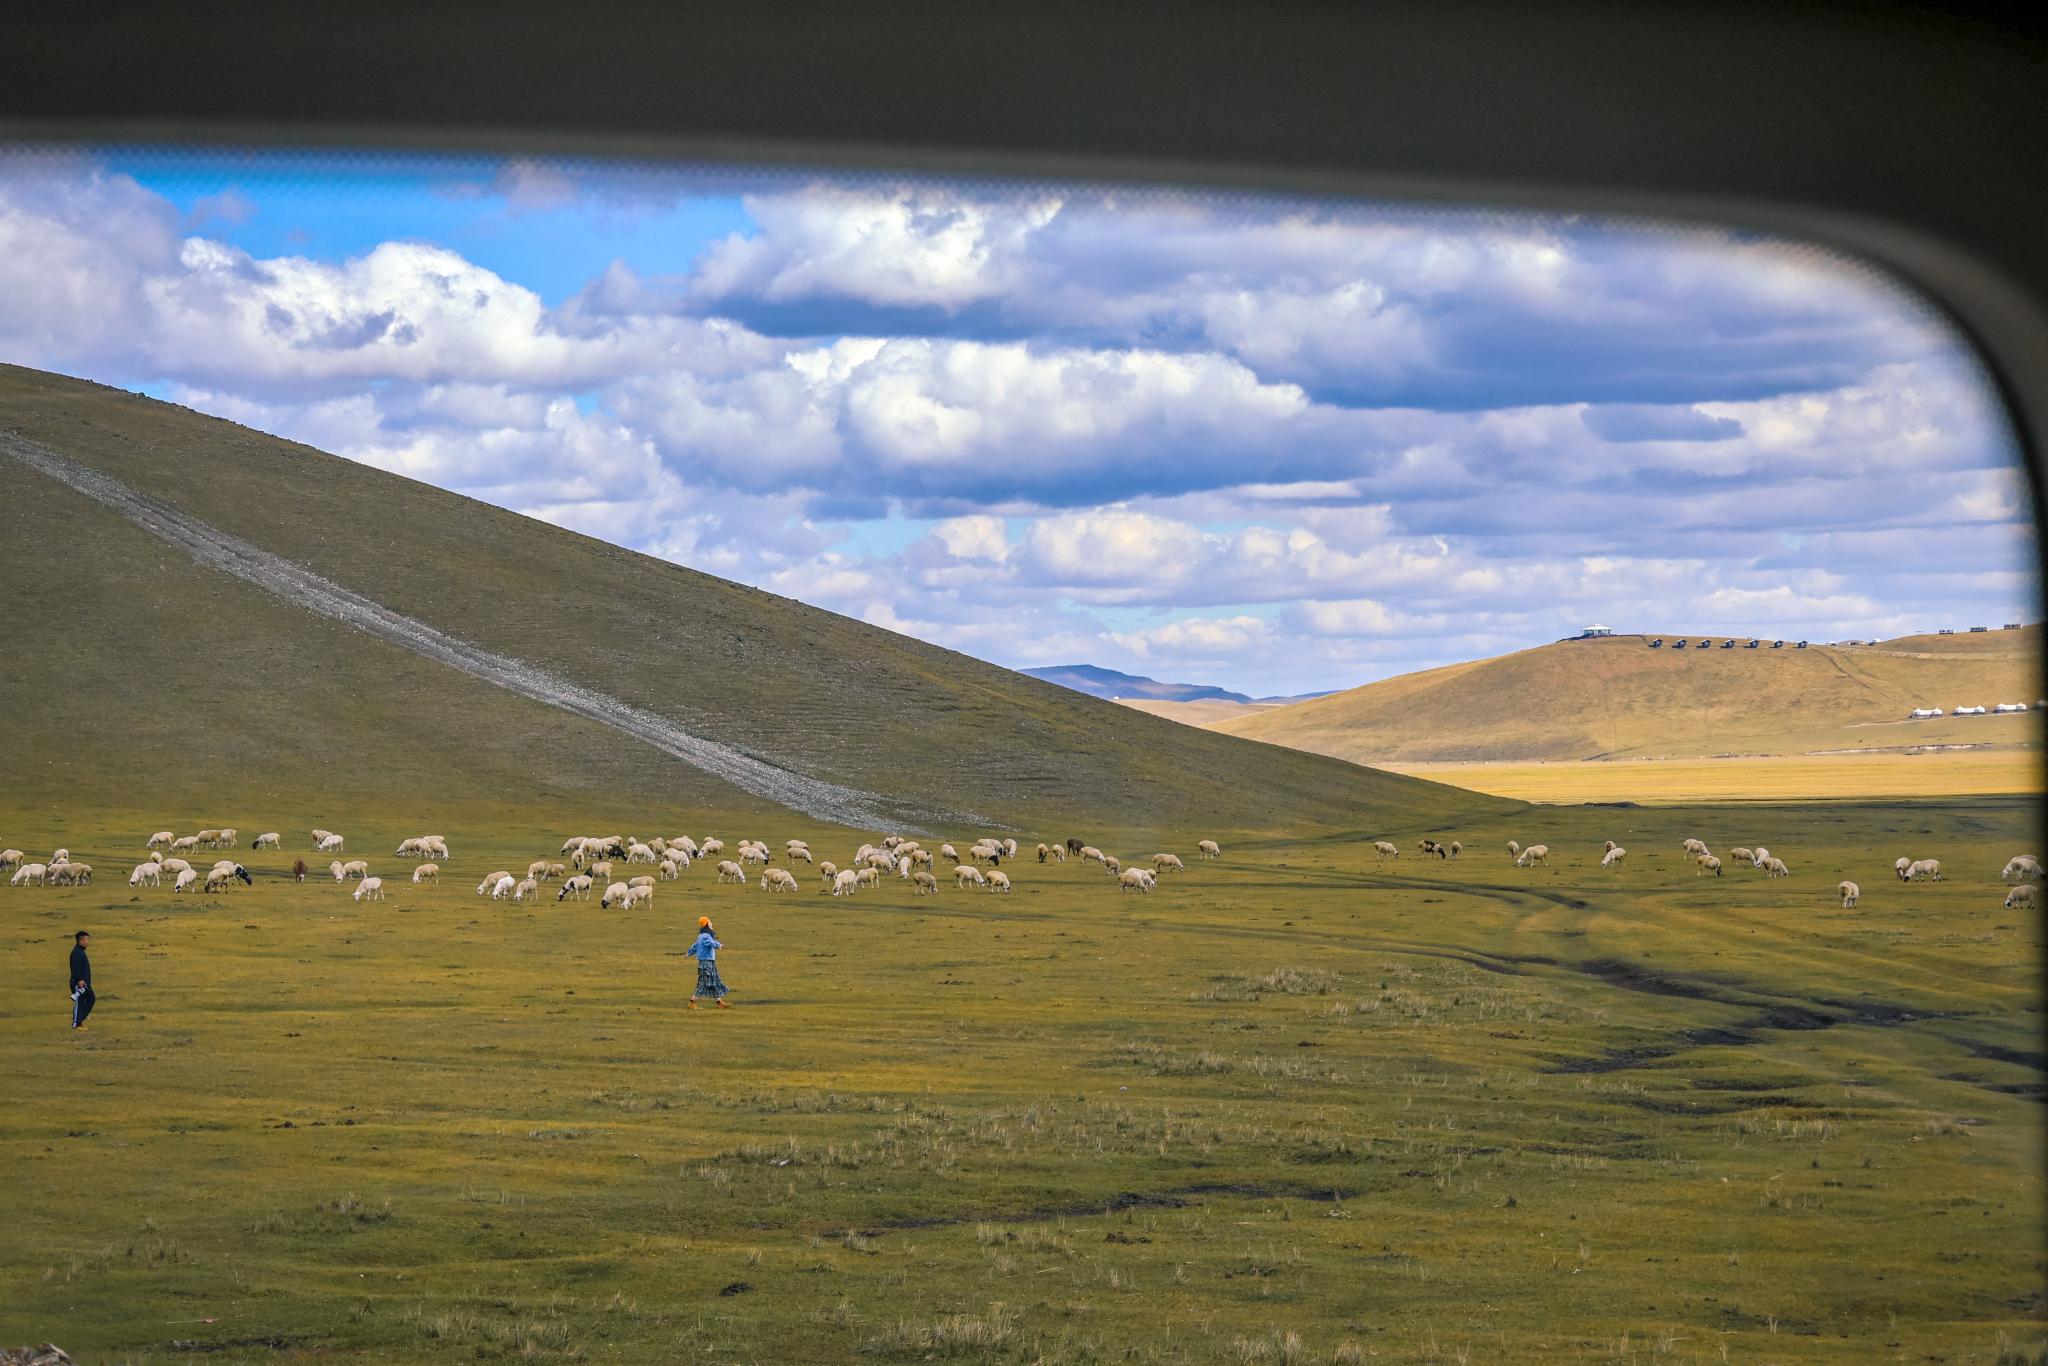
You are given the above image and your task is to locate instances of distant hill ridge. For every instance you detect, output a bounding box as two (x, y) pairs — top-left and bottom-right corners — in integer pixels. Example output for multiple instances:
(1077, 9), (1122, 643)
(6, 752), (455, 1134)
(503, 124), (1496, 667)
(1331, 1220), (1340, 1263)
(1021, 664), (1254, 704)
(1213, 629), (2042, 765)
(0, 364), (1502, 834)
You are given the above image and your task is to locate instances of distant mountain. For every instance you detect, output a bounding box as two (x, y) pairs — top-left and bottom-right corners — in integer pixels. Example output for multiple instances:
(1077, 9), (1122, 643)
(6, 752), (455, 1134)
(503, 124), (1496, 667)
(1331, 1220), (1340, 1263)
(1021, 664), (1253, 704)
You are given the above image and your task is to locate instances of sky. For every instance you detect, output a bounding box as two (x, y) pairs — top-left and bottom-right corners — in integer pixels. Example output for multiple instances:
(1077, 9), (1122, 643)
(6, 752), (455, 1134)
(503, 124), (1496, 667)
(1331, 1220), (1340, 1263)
(0, 147), (2035, 698)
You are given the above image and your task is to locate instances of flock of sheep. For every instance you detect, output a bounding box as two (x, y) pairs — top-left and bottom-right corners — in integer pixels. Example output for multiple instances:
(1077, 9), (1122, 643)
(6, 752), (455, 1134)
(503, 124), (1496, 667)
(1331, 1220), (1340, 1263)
(1364, 831), (2044, 910)
(1, 827), (1228, 908)
(9, 819), (2037, 915)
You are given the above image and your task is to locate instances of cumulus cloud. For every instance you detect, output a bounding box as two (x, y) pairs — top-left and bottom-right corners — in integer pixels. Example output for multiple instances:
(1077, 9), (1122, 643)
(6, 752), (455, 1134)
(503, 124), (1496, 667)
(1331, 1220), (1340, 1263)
(0, 154), (2029, 696)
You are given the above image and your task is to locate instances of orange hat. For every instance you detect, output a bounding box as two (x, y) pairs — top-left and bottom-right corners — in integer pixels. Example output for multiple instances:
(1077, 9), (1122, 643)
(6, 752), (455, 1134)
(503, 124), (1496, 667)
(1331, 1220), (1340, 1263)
(698, 917), (712, 928)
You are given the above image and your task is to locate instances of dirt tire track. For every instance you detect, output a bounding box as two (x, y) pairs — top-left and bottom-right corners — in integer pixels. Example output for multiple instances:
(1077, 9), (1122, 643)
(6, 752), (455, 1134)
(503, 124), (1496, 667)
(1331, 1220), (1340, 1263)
(5, 432), (980, 833)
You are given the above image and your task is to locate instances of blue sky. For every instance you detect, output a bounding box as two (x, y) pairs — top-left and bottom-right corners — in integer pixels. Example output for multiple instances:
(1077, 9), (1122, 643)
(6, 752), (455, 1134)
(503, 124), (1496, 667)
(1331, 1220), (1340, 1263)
(0, 149), (2034, 696)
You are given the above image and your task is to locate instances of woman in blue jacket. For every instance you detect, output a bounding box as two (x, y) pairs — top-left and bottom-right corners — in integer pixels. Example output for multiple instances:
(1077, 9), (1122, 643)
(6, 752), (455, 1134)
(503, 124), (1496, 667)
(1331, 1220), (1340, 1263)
(686, 917), (730, 1009)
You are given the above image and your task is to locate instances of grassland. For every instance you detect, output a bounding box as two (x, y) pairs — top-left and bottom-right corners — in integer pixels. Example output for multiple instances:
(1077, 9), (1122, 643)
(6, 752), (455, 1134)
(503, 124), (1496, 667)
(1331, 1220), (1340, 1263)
(3, 795), (2041, 1363)
(1216, 633), (2042, 766)
(1392, 750), (2046, 804)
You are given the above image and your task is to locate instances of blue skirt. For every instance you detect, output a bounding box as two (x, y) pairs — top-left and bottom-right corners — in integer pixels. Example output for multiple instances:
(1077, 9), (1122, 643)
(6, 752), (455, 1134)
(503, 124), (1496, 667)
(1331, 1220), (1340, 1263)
(694, 958), (729, 1000)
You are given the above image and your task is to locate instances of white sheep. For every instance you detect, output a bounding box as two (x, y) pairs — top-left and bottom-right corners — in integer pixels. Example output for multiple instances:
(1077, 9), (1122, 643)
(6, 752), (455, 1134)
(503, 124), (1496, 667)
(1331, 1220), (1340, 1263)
(252, 832), (281, 851)
(0, 849), (22, 871)
(716, 860), (746, 885)
(1516, 844), (1550, 867)
(856, 867), (880, 890)
(1894, 856), (1914, 880)
(1078, 846), (1105, 864)
(1763, 857), (1789, 878)
(557, 874), (594, 902)
(1103, 856), (1122, 876)
(897, 855), (912, 879)
(659, 859), (681, 881)
(587, 860), (614, 881)
(599, 881), (631, 908)
(954, 864), (986, 889)
(1750, 847), (1770, 869)
(561, 836), (586, 856)
(2005, 883), (2038, 909)
(912, 870), (939, 895)
(421, 836), (449, 860)
(1839, 880), (1860, 908)
(627, 874), (656, 890)
(761, 868), (800, 893)
(788, 846), (814, 864)
(1697, 855), (1723, 877)
(526, 859), (550, 880)
(315, 833), (345, 853)
(1153, 853), (1185, 874)
(912, 849), (934, 869)
(172, 835), (200, 853)
(513, 877), (541, 901)
(622, 884), (653, 910)
(203, 867), (236, 893)
(2001, 855), (2042, 882)
(700, 838), (725, 858)
(172, 867), (198, 893)
(1197, 839), (1221, 859)
(129, 863), (162, 887)
(354, 876), (386, 902)
(1681, 838), (1709, 859)
(1507, 840), (1521, 859)
(1373, 841), (1401, 862)
(412, 863), (440, 884)
(672, 837), (700, 859)
(13, 861), (50, 886)
(396, 837), (425, 858)
(987, 870), (1012, 893)
(626, 842), (658, 864)
(159, 857), (192, 876)
(832, 868), (859, 896)
(940, 843), (960, 862)
(819, 860), (840, 883)
(1904, 858), (1941, 882)
(1119, 867), (1155, 894)
(310, 828), (335, 848)
(1728, 846), (1754, 866)
(147, 831), (175, 849)
(1600, 846), (1626, 868)
(490, 874), (518, 900)
(1002, 839), (1020, 860)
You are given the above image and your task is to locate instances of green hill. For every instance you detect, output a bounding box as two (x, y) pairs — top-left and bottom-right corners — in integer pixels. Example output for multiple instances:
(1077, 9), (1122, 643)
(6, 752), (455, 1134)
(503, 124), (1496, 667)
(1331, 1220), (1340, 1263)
(1215, 630), (2042, 765)
(0, 364), (1498, 836)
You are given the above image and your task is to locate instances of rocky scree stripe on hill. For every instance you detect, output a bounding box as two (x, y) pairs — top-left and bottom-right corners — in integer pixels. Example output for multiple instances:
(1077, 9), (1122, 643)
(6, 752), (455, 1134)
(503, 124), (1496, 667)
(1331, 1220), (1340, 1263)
(3, 431), (979, 832)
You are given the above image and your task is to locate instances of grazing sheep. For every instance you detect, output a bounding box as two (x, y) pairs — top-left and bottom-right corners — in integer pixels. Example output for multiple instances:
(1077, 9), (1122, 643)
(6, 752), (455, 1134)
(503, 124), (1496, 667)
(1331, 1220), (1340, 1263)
(1374, 840), (1400, 861)
(1764, 857), (1789, 878)
(1600, 846), (1626, 868)
(761, 868), (800, 893)
(1750, 847), (1770, 869)
(1728, 847), (1754, 866)
(940, 843), (960, 862)
(315, 833), (345, 853)
(1894, 856), (1914, 880)
(1602, 840), (1617, 852)
(354, 877), (386, 902)
(194, 828), (221, 848)
(62, 862), (94, 885)
(337, 860), (367, 881)
(161, 857), (192, 876)
(209, 860), (241, 877)
(2004, 883), (2038, 909)
(412, 863), (440, 884)
(1119, 867), (1155, 894)
(954, 864), (987, 889)
(1103, 856), (1122, 876)
(867, 850), (896, 872)
(311, 829), (335, 848)
(599, 881), (632, 908)
(912, 849), (934, 869)
(513, 877), (541, 901)
(147, 831), (175, 849)
(2001, 855), (2043, 882)
(1197, 839), (1221, 859)
(527, 859), (551, 880)
(912, 870), (939, 895)
(561, 837), (585, 856)
(588, 860), (614, 881)
(819, 860), (840, 882)
(832, 868), (859, 896)
(49, 848), (70, 866)
(987, 870), (1012, 893)
(627, 874), (656, 890)
(129, 862), (161, 887)
(396, 837), (425, 858)
(1153, 853), (1185, 874)
(1696, 855), (1723, 876)
(855, 867), (880, 890)
(333, 861), (351, 883)
(627, 842), (658, 864)
(788, 846), (813, 864)
(0, 849), (21, 871)
(219, 828), (239, 848)
(293, 859), (307, 883)
(1904, 858), (1941, 882)
(253, 832), (281, 851)
(1419, 838), (1445, 858)
(1037, 843), (1052, 863)
(1517, 844), (1551, 868)
(672, 837), (700, 860)
(1506, 840), (1521, 859)
(1839, 880), (1860, 908)
(477, 870), (512, 895)
(898, 855), (913, 879)
(1681, 838), (1708, 857)
(700, 838), (725, 858)
(622, 885), (653, 910)
(203, 868), (235, 893)
(659, 859), (681, 881)
(1078, 846), (1105, 865)
(1002, 839), (1019, 860)
(13, 860), (50, 886)
(172, 835), (200, 854)
(543, 862), (566, 881)
(1449, 841), (1463, 860)
(557, 874), (594, 902)
(142, 848), (163, 865)
(786, 838), (811, 853)
(172, 868), (198, 893)
(716, 860), (747, 885)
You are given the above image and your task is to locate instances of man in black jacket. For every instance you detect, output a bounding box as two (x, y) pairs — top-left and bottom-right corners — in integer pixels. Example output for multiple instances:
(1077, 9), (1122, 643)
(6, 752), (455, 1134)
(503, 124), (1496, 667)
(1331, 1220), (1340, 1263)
(70, 930), (93, 1031)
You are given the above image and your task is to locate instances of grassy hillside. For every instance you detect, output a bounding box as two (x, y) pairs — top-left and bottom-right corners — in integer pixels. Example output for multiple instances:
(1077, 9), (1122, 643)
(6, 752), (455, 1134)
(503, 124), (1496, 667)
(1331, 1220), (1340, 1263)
(1216, 631), (2042, 766)
(0, 365), (1497, 836)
